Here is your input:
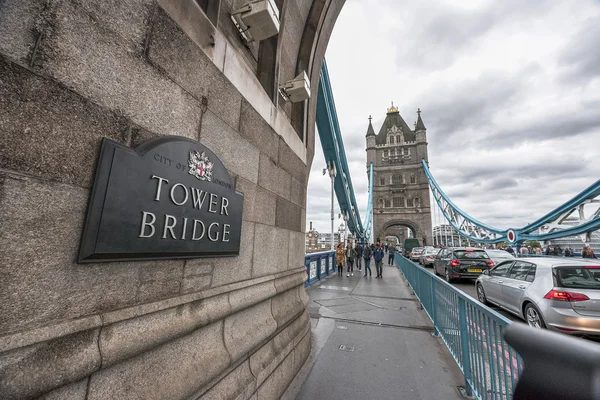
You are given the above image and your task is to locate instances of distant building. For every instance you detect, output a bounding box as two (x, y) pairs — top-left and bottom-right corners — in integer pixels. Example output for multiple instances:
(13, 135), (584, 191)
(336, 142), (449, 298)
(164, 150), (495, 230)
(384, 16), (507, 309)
(544, 217), (600, 254)
(305, 221), (320, 253)
(433, 224), (475, 247)
(317, 232), (340, 250)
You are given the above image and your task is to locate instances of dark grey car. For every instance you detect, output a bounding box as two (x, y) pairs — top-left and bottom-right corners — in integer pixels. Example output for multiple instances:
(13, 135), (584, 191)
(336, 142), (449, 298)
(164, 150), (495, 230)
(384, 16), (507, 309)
(433, 247), (495, 283)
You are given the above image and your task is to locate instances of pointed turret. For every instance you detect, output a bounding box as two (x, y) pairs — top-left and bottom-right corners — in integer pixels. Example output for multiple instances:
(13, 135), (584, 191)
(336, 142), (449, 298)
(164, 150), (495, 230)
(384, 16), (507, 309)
(366, 115), (375, 137)
(415, 108), (426, 131)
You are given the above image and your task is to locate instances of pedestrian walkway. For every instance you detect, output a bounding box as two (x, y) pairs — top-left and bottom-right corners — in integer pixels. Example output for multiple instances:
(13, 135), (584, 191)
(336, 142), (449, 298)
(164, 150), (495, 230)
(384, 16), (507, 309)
(283, 259), (465, 400)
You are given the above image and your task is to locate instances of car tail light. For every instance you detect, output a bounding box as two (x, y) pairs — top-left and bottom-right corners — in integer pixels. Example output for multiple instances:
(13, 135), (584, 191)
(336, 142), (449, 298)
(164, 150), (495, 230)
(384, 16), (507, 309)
(486, 260), (495, 267)
(450, 259), (460, 267)
(544, 290), (590, 302)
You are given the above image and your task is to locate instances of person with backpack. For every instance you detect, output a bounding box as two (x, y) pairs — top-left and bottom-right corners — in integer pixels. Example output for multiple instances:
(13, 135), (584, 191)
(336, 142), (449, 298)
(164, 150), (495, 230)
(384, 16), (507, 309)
(335, 243), (345, 277)
(363, 243), (373, 277)
(373, 242), (385, 279)
(355, 243), (363, 272)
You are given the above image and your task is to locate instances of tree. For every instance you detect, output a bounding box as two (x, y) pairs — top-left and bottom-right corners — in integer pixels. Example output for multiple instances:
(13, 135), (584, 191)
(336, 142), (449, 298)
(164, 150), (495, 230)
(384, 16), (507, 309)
(524, 240), (541, 248)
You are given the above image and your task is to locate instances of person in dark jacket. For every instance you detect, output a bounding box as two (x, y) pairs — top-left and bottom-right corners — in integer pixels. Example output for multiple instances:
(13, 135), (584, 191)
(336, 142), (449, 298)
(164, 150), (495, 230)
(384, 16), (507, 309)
(373, 242), (385, 278)
(355, 243), (363, 271)
(362, 244), (373, 277)
(346, 243), (356, 277)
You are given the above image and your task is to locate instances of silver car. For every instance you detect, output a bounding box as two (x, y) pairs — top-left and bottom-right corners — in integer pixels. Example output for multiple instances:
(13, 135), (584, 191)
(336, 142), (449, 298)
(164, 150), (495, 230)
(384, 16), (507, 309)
(485, 249), (515, 265)
(419, 248), (440, 267)
(476, 257), (600, 337)
(410, 247), (424, 262)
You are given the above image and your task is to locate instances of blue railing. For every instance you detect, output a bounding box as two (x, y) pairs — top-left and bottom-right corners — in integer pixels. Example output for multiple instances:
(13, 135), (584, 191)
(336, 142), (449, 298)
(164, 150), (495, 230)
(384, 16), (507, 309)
(395, 254), (523, 400)
(305, 251), (336, 287)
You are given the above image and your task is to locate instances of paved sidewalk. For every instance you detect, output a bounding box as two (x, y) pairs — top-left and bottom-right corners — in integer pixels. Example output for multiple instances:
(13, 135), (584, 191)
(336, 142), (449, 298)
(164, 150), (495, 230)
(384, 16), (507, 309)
(282, 259), (465, 400)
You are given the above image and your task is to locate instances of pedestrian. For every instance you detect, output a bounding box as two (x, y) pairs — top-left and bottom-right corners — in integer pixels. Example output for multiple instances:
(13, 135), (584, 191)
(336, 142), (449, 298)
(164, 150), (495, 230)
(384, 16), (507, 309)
(355, 243), (363, 271)
(363, 243), (373, 277)
(565, 248), (572, 257)
(582, 245), (596, 259)
(373, 242), (385, 278)
(387, 244), (396, 265)
(335, 243), (345, 277)
(506, 246), (515, 255)
(346, 243), (356, 277)
(521, 246), (529, 255)
(535, 247), (542, 255)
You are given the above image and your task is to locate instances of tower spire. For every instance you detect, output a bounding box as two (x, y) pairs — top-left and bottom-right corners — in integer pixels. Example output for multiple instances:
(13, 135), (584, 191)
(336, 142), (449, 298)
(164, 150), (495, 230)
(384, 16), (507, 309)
(366, 115), (375, 137)
(415, 108), (426, 131)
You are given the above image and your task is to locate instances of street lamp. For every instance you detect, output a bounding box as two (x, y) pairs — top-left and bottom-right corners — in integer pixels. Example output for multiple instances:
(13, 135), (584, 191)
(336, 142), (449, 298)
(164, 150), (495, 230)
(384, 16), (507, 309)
(324, 162), (336, 250)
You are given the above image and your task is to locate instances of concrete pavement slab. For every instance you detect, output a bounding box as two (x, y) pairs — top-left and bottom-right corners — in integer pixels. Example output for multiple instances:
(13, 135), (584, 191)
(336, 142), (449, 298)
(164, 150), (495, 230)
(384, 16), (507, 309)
(282, 259), (465, 400)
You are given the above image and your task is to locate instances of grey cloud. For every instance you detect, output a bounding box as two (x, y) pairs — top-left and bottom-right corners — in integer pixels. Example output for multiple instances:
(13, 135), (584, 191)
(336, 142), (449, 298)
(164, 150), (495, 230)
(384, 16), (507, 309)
(559, 17), (600, 81)
(307, 0), (600, 233)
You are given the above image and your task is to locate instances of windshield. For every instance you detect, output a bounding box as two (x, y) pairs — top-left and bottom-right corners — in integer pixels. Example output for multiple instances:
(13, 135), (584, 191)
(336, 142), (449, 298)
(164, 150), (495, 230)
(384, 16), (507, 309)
(488, 250), (514, 258)
(554, 266), (600, 290)
(453, 250), (490, 260)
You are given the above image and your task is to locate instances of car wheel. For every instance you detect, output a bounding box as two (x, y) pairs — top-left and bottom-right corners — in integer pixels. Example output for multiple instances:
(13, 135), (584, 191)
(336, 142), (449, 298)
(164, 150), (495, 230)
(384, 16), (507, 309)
(476, 283), (490, 306)
(524, 303), (546, 329)
(445, 268), (454, 283)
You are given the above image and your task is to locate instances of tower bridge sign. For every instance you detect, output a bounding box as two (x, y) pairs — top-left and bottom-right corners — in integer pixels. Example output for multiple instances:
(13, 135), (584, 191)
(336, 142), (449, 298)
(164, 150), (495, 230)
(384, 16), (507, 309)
(78, 136), (244, 263)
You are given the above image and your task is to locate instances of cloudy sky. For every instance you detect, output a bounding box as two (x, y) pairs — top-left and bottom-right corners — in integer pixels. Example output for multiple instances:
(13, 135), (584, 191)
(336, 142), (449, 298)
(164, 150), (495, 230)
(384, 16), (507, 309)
(306, 0), (600, 236)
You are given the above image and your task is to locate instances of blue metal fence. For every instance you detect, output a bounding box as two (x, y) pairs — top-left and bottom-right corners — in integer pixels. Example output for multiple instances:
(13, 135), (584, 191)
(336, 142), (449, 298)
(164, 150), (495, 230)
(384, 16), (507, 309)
(395, 254), (523, 400)
(305, 251), (336, 287)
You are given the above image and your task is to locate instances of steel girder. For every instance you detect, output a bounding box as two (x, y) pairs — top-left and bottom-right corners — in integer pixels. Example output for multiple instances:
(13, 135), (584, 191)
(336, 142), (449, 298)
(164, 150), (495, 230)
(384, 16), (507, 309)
(315, 60), (364, 237)
(422, 159), (600, 244)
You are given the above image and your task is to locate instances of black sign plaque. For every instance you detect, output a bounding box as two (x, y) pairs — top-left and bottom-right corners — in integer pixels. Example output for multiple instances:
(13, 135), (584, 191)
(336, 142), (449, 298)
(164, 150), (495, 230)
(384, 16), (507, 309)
(78, 136), (244, 263)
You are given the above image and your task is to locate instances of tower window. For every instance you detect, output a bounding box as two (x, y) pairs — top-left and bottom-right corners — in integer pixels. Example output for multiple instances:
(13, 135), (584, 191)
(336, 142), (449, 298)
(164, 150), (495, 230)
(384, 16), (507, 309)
(380, 176), (385, 186)
(392, 174), (402, 185)
(410, 175), (416, 184)
(384, 199), (391, 208)
(393, 197), (404, 207)
(407, 198), (414, 207)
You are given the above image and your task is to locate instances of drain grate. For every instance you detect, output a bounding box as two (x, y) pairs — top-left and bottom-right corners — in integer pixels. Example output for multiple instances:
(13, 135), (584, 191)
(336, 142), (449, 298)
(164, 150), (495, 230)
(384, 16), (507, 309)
(338, 344), (355, 352)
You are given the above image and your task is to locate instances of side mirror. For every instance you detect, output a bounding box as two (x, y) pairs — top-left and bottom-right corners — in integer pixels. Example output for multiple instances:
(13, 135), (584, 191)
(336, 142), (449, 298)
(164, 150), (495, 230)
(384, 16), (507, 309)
(483, 270), (489, 275)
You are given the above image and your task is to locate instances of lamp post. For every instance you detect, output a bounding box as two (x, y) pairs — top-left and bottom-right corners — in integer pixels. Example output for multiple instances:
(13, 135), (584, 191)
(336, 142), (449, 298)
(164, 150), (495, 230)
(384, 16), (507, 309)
(323, 162), (336, 251)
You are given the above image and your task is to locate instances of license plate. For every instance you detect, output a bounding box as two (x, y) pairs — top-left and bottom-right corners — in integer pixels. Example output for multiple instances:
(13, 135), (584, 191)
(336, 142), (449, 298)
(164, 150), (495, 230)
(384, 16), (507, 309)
(468, 268), (482, 273)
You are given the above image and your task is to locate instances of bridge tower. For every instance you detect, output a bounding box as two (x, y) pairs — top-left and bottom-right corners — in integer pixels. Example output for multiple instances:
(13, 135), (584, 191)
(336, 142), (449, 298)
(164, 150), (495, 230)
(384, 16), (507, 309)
(366, 104), (433, 246)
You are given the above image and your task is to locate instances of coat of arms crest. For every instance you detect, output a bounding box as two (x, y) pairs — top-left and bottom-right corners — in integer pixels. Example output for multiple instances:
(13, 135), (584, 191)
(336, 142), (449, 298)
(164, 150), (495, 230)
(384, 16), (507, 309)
(188, 150), (214, 181)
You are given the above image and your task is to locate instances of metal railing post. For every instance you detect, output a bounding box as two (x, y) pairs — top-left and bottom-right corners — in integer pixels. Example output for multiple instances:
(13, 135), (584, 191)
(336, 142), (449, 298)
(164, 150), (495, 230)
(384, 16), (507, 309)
(430, 276), (438, 336)
(459, 297), (473, 396)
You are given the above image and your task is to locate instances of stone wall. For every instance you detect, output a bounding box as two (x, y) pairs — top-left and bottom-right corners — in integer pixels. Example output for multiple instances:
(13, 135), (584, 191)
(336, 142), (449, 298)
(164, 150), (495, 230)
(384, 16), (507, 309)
(0, 0), (344, 398)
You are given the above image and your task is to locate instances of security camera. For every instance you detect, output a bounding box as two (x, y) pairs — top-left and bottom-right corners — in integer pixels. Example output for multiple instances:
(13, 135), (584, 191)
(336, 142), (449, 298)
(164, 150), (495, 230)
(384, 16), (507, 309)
(279, 71), (311, 103)
(230, 0), (280, 43)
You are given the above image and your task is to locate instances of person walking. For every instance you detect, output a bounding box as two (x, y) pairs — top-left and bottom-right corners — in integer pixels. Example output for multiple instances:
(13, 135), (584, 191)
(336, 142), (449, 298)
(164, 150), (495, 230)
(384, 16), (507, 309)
(363, 243), (373, 277)
(335, 243), (345, 277)
(346, 243), (356, 277)
(582, 245), (596, 259)
(387, 244), (396, 265)
(355, 243), (363, 272)
(373, 242), (385, 279)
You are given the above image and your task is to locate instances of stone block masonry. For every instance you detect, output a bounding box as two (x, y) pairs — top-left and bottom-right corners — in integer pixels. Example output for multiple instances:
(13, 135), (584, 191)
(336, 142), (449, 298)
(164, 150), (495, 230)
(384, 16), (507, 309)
(0, 0), (346, 398)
